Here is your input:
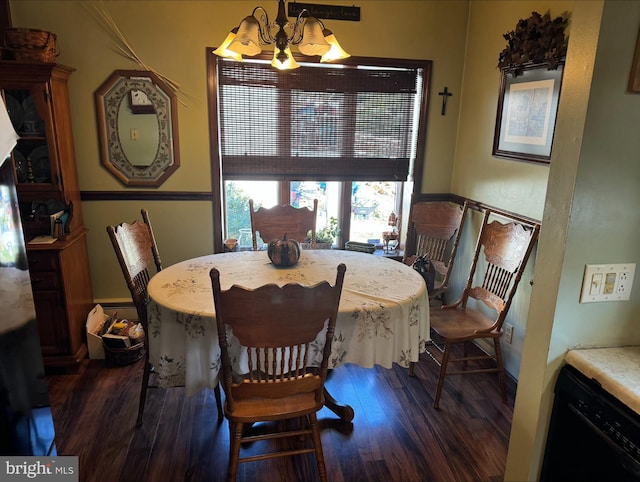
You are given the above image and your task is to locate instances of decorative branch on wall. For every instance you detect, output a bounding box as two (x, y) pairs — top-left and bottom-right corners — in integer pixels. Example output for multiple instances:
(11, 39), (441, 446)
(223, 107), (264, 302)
(498, 11), (569, 76)
(86, 3), (187, 104)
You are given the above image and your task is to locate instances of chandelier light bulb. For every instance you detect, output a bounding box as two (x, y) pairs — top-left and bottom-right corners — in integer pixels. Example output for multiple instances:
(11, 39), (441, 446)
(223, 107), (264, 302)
(271, 47), (300, 70)
(212, 28), (243, 62)
(321, 30), (351, 62)
(227, 16), (262, 56)
(298, 18), (331, 56)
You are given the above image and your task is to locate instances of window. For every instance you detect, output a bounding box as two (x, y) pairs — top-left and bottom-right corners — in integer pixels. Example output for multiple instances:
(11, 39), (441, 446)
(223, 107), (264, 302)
(207, 52), (431, 252)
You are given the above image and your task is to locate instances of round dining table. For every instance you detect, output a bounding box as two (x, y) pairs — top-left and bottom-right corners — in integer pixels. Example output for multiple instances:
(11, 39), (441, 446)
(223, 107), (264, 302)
(147, 249), (430, 421)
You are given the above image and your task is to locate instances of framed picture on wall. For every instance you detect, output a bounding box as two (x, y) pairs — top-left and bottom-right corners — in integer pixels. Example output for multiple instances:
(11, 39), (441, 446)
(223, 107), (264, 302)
(493, 62), (564, 164)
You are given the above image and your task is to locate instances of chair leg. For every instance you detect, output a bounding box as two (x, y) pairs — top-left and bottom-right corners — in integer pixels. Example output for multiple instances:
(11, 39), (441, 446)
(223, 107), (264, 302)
(309, 412), (327, 482)
(462, 341), (469, 370)
(493, 338), (507, 403)
(408, 361), (415, 377)
(214, 384), (224, 423)
(136, 355), (151, 427)
(433, 342), (451, 409)
(228, 422), (243, 482)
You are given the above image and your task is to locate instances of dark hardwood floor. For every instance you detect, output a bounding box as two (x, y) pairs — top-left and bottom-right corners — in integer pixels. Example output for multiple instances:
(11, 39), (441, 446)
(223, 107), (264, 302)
(46, 345), (515, 482)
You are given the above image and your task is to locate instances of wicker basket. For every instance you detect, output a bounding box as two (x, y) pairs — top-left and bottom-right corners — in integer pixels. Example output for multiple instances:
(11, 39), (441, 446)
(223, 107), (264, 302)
(104, 341), (145, 366)
(3, 28), (58, 62)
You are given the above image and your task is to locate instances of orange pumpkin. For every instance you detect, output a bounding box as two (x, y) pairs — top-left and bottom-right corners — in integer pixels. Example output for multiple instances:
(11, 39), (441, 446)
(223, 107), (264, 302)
(267, 233), (300, 267)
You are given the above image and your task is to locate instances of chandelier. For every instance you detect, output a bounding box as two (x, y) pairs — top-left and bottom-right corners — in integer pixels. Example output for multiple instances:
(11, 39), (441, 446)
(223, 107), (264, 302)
(213, 0), (350, 70)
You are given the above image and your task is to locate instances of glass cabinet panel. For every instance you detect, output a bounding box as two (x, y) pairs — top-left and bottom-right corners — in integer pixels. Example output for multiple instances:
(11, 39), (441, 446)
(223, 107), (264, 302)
(4, 88), (52, 185)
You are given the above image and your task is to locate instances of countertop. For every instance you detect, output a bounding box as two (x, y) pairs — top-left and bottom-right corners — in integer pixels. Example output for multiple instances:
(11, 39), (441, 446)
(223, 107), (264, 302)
(565, 346), (640, 415)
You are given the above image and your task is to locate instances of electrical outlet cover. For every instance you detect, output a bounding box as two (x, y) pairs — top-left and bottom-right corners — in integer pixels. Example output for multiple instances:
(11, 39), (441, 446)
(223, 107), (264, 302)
(580, 263), (635, 303)
(504, 323), (514, 344)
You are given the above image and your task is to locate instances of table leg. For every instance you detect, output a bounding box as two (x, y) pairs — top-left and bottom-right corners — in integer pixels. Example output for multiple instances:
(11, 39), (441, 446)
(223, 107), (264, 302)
(323, 387), (354, 422)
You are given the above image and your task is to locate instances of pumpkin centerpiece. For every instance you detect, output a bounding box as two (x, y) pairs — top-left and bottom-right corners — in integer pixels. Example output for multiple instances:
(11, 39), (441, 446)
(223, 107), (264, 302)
(267, 233), (301, 267)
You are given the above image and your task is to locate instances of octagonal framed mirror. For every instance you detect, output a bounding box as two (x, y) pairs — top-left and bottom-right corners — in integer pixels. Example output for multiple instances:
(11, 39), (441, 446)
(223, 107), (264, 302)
(95, 70), (180, 187)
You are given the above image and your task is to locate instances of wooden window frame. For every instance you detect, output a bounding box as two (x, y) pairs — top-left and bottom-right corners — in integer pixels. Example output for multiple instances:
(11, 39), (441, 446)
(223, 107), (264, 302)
(206, 49), (431, 253)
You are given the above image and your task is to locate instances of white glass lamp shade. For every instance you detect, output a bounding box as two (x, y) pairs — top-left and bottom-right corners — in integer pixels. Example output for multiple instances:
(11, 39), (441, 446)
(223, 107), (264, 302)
(271, 47), (300, 70)
(227, 16), (262, 56)
(320, 30), (351, 62)
(213, 28), (243, 61)
(298, 18), (330, 56)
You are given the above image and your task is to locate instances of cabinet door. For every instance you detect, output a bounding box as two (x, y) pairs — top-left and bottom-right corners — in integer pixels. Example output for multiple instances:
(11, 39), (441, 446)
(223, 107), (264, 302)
(4, 84), (61, 193)
(33, 290), (69, 356)
(0, 62), (84, 237)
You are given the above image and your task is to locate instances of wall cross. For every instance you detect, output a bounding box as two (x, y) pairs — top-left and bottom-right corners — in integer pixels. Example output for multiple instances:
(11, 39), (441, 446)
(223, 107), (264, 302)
(438, 87), (453, 115)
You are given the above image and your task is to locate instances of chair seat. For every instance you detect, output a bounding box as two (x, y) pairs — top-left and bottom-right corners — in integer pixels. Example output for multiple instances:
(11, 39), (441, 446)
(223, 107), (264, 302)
(227, 391), (323, 422)
(430, 306), (500, 341)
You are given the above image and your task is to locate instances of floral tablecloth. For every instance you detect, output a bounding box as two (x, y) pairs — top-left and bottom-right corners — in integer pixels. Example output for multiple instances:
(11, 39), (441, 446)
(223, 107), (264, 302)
(147, 249), (430, 395)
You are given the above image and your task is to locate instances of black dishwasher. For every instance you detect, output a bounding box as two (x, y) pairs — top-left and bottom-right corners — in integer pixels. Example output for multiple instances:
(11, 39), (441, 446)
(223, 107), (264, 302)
(541, 364), (640, 481)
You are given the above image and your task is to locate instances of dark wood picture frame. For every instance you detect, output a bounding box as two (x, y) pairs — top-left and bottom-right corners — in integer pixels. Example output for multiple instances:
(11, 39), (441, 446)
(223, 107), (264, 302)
(493, 62), (564, 164)
(628, 28), (640, 93)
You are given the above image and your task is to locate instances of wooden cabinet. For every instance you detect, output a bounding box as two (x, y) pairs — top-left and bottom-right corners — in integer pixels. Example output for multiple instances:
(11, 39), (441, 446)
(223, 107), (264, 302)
(1, 61), (92, 372)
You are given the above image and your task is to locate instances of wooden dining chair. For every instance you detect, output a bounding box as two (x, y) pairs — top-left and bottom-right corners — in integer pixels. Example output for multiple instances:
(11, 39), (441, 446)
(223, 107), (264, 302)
(403, 200), (468, 303)
(107, 209), (223, 426)
(249, 198), (318, 250)
(210, 263), (347, 482)
(427, 208), (540, 409)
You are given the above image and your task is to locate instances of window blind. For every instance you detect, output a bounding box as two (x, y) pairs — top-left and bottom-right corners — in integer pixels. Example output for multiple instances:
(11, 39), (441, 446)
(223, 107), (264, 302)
(216, 57), (424, 181)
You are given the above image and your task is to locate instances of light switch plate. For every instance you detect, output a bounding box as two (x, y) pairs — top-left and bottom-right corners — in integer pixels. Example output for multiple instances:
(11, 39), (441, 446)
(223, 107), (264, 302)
(580, 263), (636, 303)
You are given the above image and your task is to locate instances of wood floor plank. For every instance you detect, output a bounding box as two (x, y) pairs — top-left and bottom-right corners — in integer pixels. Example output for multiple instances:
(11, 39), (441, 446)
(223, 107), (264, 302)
(46, 344), (515, 482)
